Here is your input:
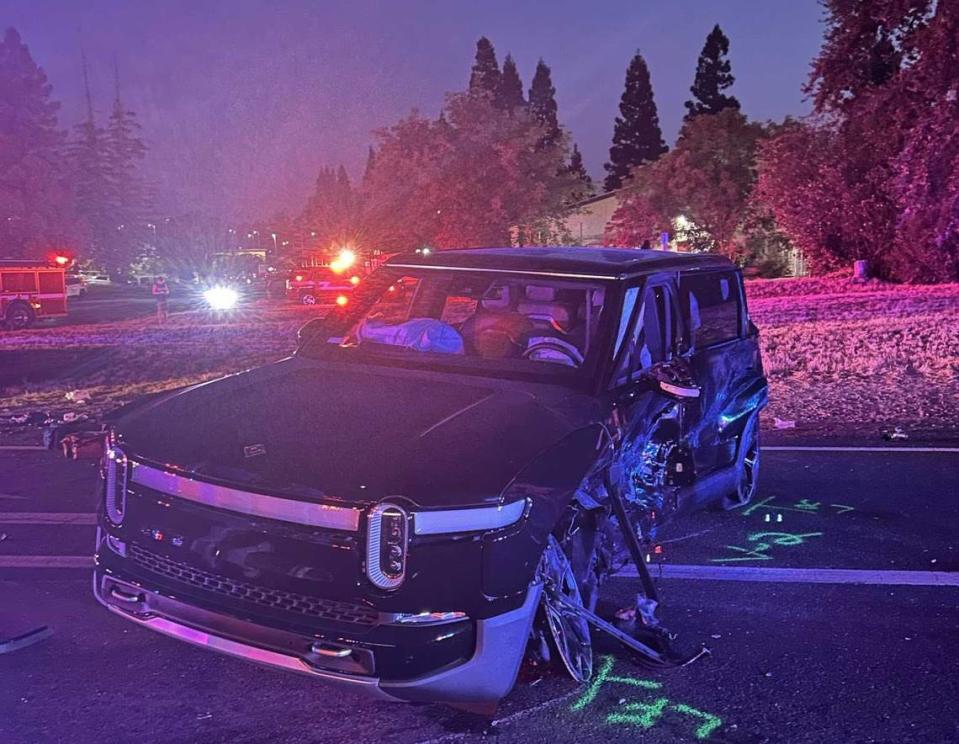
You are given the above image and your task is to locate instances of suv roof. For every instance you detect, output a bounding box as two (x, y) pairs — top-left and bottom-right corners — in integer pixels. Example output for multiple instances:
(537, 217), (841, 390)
(386, 246), (733, 279)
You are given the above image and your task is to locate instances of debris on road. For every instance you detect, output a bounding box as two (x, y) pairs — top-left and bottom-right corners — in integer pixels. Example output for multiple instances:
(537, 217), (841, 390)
(882, 426), (909, 441)
(773, 417), (796, 430)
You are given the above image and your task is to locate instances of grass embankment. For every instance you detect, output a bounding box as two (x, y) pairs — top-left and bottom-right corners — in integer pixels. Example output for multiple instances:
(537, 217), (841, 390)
(2, 278), (957, 442)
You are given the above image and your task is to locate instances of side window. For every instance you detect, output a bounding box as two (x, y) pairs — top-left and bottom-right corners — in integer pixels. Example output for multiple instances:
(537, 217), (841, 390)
(612, 283), (673, 386)
(679, 271), (742, 349)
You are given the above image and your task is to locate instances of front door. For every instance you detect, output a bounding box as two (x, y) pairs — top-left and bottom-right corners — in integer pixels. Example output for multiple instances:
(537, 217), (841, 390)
(606, 274), (690, 534)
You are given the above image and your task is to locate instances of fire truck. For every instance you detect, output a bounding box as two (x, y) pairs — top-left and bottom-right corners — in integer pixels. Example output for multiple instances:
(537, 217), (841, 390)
(0, 259), (68, 330)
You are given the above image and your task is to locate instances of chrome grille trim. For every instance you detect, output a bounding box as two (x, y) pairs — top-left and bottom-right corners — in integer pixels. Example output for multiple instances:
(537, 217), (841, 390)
(130, 462), (360, 531)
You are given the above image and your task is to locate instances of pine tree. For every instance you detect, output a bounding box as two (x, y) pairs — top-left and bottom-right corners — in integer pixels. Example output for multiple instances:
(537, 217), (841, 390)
(497, 53), (525, 110)
(468, 37), (500, 99)
(528, 59), (560, 150)
(604, 51), (667, 191)
(0, 27), (75, 256)
(684, 25), (740, 121)
(363, 145), (376, 184)
(566, 143), (594, 201)
(106, 60), (148, 260)
(70, 51), (116, 265)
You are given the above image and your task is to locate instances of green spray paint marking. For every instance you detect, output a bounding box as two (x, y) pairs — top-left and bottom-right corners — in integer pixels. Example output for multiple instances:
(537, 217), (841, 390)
(670, 703), (724, 740)
(570, 654), (661, 711)
(607, 697), (669, 728)
(571, 656), (724, 740)
(712, 531), (823, 563)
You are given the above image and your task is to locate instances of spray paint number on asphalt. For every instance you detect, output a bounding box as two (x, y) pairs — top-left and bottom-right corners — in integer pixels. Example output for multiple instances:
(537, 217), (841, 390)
(710, 497), (855, 563)
(571, 656), (723, 740)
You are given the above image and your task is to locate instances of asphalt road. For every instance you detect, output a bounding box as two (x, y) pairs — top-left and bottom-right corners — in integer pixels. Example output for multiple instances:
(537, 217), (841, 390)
(1, 447), (957, 744)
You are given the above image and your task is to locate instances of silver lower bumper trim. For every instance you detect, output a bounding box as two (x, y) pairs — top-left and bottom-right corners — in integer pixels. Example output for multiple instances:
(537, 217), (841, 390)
(95, 566), (542, 705)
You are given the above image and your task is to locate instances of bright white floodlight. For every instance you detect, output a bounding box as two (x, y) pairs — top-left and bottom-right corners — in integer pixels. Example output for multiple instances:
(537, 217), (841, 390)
(204, 286), (239, 310)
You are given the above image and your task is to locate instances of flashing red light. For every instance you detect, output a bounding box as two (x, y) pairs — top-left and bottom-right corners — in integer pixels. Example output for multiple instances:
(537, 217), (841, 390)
(294, 274), (304, 282)
(350, 275), (360, 286)
(54, 255), (70, 266)
(335, 295), (349, 307)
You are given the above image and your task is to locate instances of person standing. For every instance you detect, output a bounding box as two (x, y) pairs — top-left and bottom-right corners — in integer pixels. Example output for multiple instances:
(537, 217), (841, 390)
(152, 276), (170, 324)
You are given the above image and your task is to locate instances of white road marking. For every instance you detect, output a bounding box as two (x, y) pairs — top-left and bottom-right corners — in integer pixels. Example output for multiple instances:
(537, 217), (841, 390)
(763, 445), (959, 453)
(0, 445), (47, 451)
(619, 564), (959, 586)
(0, 555), (93, 568)
(0, 512), (97, 525)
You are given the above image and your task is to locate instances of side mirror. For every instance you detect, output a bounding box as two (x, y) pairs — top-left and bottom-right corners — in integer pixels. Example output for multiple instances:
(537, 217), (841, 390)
(646, 358), (701, 400)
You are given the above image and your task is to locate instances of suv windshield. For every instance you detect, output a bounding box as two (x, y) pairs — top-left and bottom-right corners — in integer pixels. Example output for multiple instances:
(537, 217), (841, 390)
(302, 267), (613, 381)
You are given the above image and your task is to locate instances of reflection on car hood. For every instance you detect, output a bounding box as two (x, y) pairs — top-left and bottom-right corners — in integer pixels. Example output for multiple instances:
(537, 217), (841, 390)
(116, 357), (596, 509)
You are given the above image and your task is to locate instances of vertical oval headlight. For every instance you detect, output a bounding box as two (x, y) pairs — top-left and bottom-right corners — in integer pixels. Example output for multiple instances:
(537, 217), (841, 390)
(104, 445), (129, 525)
(366, 503), (408, 590)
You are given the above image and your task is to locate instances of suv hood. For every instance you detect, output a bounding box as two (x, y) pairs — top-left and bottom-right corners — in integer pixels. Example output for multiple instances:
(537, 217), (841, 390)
(116, 358), (596, 509)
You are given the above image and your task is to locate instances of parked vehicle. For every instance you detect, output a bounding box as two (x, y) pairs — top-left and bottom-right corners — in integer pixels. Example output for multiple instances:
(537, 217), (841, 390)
(94, 247), (767, 710)
(1, 259), (68, 329)
(84, 273), (112, 286)
(287, 266), (360, 305)
(66, 274), (87, 299)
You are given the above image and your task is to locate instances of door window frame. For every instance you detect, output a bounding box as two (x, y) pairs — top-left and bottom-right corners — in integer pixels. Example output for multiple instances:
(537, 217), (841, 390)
(607, 272), (683, 391)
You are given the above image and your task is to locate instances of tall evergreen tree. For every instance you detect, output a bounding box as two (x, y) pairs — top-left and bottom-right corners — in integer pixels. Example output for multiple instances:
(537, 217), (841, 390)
(363, 145), (376, 184)
(566, 143), (594, 201)
(604, 51), (667, 191)
(684, 25), (740, 121)
(106, 60), (148, 257)
(70, 51), (116, 265)
(497, 53), (525, 110)
(528, 59), (560, 150)
(468, 37), (500, 99)
(0, 27), (75, 256)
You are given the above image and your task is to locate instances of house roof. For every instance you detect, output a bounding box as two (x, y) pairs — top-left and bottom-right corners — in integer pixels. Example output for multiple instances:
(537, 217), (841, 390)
(386, 246), (734, 279)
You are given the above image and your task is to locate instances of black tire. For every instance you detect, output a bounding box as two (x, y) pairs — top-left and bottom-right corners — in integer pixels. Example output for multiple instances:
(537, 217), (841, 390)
(721, 414), (761, 510)
(5, 301), (35, 330)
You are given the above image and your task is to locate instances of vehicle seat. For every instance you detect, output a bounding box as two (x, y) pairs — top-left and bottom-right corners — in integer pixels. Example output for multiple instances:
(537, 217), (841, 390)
(517, 285), (577, 333)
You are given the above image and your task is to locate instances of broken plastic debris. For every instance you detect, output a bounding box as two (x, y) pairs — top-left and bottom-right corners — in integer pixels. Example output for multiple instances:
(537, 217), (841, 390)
(773, 417), (796, 430)
(65, 389), (91, 404)
(882, 426), (909, 441)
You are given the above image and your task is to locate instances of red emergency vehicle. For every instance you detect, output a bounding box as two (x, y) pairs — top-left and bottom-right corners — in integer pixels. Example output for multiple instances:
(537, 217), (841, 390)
(0, 259), (68, 329)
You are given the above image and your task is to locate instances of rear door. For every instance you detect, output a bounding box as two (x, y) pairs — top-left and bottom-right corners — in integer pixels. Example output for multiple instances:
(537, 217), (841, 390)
(678, 269), (760, 475)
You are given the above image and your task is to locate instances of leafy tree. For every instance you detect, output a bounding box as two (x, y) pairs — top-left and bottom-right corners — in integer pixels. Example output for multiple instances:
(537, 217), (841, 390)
(566, 143), (594, 202)
(684, 24), (740, 121)
(0, 27), (76, 257)
(363, 94), (575, 250)
(497, 53), (525, 111)
(753, 0), (957, 282)
(604, 51), (667, 192)
(468, 37), (501, 100)
(608, 110), (765, 257)
(528, 59), (560, 149)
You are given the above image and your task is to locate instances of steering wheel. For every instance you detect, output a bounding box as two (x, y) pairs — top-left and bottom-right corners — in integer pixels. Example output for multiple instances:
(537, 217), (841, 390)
(522, 340), (584, 368)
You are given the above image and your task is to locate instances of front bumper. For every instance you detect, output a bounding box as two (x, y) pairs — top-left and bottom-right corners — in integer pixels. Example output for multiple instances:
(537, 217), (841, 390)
(93, 565), (541, 706)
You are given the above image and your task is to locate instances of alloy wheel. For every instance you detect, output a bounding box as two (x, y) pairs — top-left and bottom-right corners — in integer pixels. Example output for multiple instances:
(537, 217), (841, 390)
(538, 535), (593, 683)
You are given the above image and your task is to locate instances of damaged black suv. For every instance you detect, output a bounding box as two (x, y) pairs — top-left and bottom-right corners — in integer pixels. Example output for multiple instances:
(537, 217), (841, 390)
(94, 247), (767, 710)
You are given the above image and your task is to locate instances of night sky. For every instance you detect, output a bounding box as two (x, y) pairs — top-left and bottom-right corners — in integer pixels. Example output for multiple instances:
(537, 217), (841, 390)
(6, 0), (824, 223)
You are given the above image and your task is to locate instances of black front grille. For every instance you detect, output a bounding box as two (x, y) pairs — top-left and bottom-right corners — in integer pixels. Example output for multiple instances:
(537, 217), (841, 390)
(129, 544), (378, 626)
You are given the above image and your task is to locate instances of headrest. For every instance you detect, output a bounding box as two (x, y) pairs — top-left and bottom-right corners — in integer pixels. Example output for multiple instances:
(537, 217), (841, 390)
(525, 285), (556, 302)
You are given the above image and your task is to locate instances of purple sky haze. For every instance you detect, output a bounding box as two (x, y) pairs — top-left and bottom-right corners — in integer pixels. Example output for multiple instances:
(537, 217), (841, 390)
(6, 0), (824, 223)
